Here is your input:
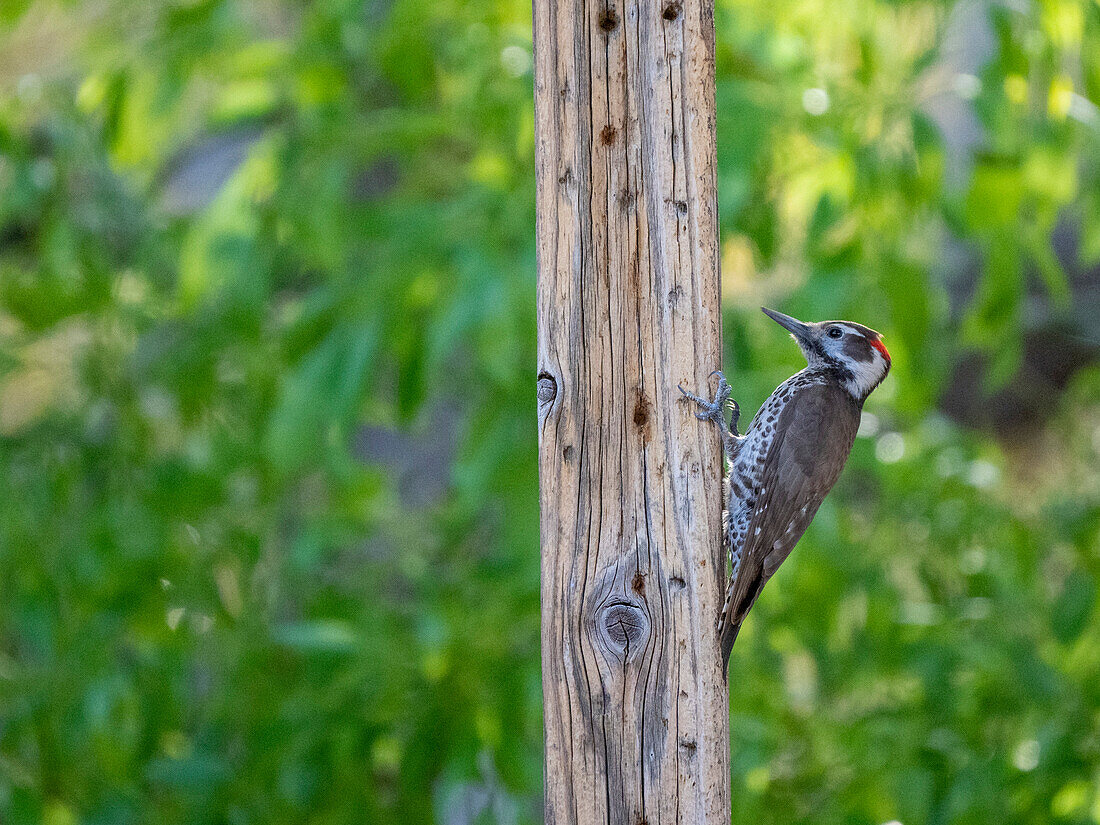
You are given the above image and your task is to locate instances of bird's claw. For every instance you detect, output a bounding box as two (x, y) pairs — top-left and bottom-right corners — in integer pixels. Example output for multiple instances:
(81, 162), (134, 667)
(679, 371), (734, 427)
(680, 370), (741, 457)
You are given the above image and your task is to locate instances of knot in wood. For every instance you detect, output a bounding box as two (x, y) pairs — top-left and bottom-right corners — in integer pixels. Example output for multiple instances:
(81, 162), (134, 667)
(537, 372), (557, 405)
(632, 393), (651, 432)
(598, 7), (619, 31)
(596, 600), (649, 664)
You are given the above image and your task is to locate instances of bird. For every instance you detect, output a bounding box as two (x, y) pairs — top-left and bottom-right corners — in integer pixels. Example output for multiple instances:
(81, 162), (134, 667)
(679, 307), (891, 677)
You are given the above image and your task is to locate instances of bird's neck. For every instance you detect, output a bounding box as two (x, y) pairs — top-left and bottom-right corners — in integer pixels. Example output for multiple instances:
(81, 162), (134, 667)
(802, 363), (873, 405)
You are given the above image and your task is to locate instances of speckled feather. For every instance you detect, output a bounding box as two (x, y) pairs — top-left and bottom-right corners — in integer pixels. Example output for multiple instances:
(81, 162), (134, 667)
(717, 372), (862, 674)
(684, 309), (890, 676)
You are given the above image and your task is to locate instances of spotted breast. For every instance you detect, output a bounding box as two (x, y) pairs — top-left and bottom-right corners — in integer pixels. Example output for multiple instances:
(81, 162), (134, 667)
(719, 376), (861, 672)
(681, 307), (891, 678)
(723, 371), (825, 583)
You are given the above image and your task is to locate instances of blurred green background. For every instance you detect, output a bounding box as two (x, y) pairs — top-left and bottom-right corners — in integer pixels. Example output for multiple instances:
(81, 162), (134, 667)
(1, 0), (1099, 823)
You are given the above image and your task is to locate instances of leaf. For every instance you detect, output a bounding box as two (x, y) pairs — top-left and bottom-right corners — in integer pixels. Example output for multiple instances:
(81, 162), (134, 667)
(0, 0), (31, 25)
(965, 162), (1023, 231)
(1024, 233), (1070, 305)
(265, 323), (379, 473)
(273, 620), (359, 653)
(1051, 570), (1095, 644)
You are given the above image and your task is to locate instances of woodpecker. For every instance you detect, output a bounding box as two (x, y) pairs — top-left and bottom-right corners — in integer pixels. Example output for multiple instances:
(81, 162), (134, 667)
(679, 307), (891, 677)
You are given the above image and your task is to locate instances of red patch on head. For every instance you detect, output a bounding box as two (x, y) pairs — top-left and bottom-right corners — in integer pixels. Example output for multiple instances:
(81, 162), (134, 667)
(869, 337), (891, 363)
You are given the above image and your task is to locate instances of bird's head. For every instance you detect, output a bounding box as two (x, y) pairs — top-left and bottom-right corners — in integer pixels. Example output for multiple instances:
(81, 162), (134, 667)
(762, 307), (891, 401)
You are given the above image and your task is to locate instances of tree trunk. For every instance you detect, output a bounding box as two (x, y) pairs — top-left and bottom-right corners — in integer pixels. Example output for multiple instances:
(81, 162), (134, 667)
(533, 0), (729, 821)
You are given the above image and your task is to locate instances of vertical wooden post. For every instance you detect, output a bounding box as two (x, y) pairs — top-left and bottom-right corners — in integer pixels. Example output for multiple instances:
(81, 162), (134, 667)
(533, 0), (729, 821)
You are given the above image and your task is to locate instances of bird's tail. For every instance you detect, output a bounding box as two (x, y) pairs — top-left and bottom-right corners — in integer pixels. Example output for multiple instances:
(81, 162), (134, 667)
(718, 564), (765, 680)
(719, 613), (742, 680)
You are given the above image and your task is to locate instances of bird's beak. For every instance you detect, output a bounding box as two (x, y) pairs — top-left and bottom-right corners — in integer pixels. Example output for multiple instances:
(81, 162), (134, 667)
(761, 307), (813, 346)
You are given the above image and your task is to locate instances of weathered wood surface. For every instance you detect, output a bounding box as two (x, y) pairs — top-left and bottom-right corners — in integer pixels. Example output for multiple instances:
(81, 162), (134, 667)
(533, 0), (729, 821)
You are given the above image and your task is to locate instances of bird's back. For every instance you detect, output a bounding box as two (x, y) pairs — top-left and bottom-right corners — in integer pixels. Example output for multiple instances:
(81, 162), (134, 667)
(720, 373), (862, 671)
(724, 371), (826, 574)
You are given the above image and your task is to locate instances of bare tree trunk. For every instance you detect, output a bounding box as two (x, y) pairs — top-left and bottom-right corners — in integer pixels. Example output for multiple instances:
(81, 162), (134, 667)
(533, 0), (729, 821)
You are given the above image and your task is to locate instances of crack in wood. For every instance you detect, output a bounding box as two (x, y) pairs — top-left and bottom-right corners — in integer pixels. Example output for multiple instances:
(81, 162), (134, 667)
(534, 0), (729, 819)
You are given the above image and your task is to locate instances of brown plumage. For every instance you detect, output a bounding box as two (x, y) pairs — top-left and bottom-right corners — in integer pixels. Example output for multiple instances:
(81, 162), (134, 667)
(718, 381), (861, 666)
(680, 308), (891, 677)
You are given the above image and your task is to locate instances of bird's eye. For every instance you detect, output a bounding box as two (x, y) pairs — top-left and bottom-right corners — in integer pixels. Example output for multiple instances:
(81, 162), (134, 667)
(827, 327), (843, 339)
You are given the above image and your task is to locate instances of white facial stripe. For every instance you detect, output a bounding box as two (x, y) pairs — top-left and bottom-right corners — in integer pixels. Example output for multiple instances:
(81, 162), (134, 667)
(842, 350), (889, 398)
(798, 322), (888, 398)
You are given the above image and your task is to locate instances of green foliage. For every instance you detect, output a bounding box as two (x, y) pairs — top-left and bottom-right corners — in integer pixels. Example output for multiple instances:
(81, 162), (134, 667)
(0, 0), (1098, 823)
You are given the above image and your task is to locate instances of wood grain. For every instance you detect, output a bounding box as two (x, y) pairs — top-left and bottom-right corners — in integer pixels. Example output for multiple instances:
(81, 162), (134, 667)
(533, 0), (729, 821)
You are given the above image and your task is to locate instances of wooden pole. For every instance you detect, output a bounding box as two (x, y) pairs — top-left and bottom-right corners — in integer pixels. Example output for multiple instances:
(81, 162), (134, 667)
(533, 0), (729, 821)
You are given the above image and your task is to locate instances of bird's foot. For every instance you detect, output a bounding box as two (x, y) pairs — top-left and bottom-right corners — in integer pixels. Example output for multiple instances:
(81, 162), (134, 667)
(679, 371), (738, 436)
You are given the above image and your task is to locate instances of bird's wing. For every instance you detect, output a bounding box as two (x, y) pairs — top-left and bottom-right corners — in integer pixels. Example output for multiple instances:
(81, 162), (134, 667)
(720, 383), (860, 663)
